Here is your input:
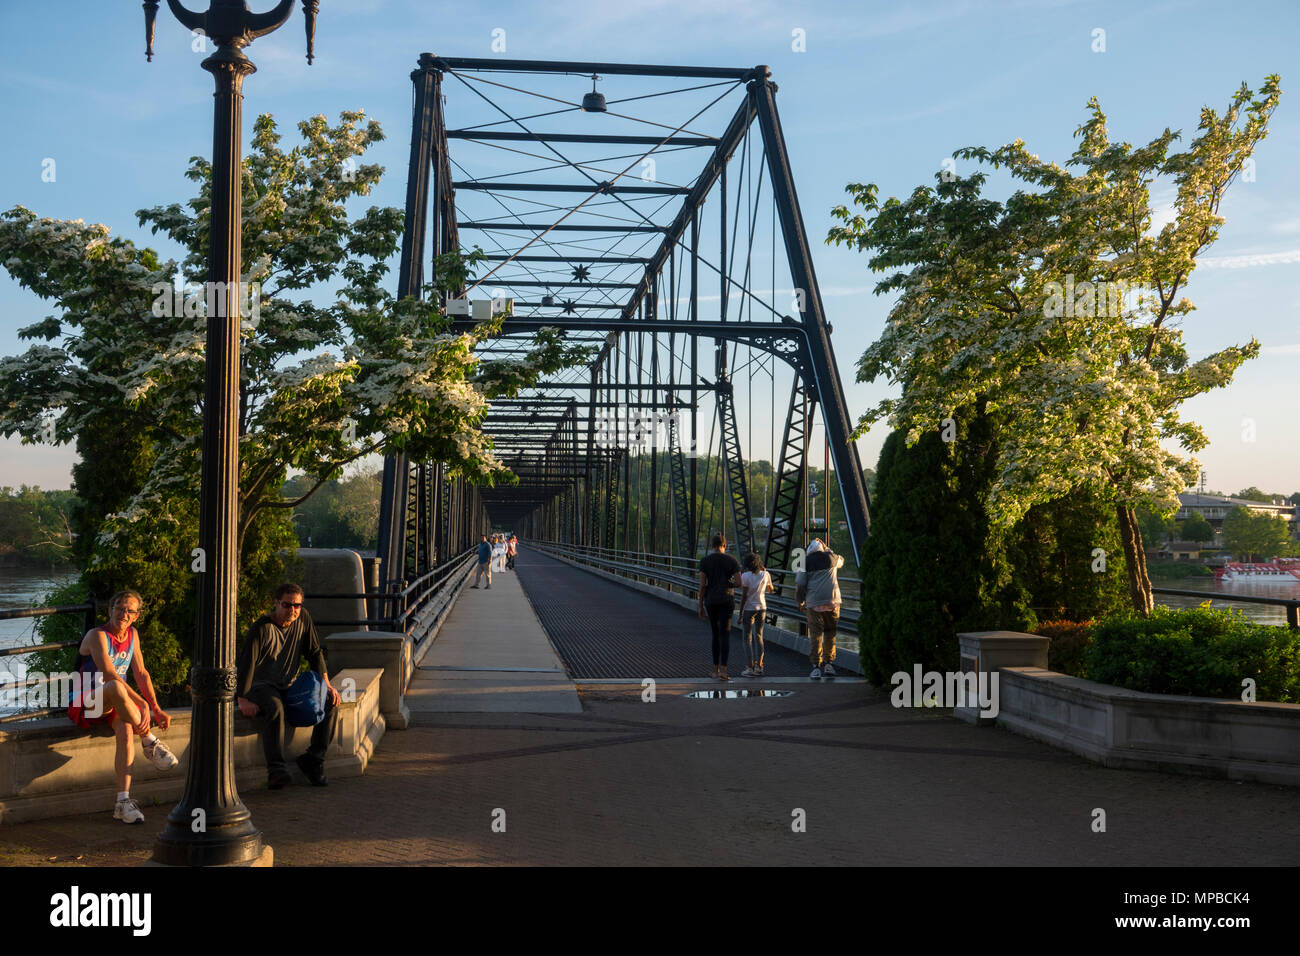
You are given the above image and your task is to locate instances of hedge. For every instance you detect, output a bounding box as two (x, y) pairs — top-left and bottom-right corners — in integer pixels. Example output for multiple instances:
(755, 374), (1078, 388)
(1082, 607), (1300, 703)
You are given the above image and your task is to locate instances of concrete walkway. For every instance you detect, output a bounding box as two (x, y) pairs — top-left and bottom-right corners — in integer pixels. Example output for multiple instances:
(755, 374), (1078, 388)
(3, 680), (1297, 866)
(405, 566), (582, 714)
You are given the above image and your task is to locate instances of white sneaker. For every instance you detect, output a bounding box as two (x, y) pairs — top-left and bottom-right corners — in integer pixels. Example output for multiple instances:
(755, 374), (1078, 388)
(810, 667), (822, 680)
(114, 797), (145, 824)
(822, 663), (837, 678)
(143, 738), (178, 771)
(740, 667), (757, 678)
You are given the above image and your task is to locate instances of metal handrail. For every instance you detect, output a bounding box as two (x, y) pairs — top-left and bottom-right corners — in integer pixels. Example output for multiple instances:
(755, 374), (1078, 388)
(0, 599), (97, 721)
(1152, 586), (1300, 628)
(533, 540), (860, 633)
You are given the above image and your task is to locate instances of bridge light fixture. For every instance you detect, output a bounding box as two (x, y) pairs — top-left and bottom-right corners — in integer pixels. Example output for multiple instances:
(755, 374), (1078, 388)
(581, 74), (606, 113)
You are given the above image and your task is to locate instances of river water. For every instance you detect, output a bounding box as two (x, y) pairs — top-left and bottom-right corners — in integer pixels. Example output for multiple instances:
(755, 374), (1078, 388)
(0, 566), (79, 715)
(1153, 576), (1300, 626)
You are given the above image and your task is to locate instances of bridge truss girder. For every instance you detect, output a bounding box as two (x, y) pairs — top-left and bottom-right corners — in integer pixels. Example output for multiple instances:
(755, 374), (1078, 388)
(376, 54), (870, 591)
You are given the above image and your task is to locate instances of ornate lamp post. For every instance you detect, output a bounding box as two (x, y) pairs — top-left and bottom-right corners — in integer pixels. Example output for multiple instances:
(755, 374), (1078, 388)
(141, 0), (318, 867)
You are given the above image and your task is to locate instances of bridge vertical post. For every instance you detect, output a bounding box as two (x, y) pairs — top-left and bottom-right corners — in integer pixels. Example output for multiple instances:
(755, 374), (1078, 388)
(751, 70), (871, 559)
(377, 54), (438, 589)
(689, 211), (699, 553)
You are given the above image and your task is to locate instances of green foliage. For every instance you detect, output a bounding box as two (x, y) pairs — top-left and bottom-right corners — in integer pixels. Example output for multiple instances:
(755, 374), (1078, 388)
(1136, 506), (1176, 546)
(1033, 619), (1094, 678)
(1084, 607), (1300, 702)
(858, 405), (1033, 686)
(1221, 506), (1292, 561)
(1009, 490), (1129, 622)
(30, 579), (91, 678)
(1234, 486), (1273, 503)
(286, 469), (381, 550)
(828, 77), (1281, 614)
(1176, 512), (1215, 544)
(0, 486), (76, 566)
(1147, 560), (1214, 580)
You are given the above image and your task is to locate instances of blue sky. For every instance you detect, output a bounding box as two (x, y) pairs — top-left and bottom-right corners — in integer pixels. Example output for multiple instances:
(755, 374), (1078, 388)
(1, 0), (1297, 497)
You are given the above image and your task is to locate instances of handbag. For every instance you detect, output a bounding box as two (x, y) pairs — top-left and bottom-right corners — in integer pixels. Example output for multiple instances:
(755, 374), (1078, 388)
(284, 669), (327, 727)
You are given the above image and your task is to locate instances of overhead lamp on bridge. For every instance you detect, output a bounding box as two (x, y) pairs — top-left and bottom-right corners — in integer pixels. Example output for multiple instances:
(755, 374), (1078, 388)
(445, 295), (514, 320)
(581, 74), (606, 113)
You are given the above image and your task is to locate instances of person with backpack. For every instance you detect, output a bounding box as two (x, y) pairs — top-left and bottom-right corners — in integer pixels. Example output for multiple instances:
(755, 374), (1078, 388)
(739, 553), (775, 678)
(698, 532), (743, 680)
(796, 538), (844, 680)
(235, 583), (341, 789)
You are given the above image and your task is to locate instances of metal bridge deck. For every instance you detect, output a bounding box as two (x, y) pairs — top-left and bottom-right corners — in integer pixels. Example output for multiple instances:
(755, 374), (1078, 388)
(513, 549), (812, 679)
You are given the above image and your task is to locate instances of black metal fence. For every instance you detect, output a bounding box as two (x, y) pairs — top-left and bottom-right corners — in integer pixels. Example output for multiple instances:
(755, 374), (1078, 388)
(0, 598), (97, 723)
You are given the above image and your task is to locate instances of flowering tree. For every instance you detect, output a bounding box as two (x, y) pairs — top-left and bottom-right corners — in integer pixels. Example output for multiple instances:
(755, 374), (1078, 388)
(0, 111), (588, 568)
(827, 77), (1281, 614)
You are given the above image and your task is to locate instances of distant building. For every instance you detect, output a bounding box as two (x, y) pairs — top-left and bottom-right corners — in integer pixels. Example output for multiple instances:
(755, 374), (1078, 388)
(1175, 493), (1298, 539)
(1165, 541), (1202, 560)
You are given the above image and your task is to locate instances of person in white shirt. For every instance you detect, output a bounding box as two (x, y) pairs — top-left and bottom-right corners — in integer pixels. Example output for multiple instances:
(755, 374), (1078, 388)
(492, 535), (507, 572)
(739, 553), (776, 678)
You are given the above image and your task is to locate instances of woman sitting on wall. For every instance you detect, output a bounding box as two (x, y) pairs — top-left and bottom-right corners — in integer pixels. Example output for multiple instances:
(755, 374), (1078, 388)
(67, 590), (179, 824)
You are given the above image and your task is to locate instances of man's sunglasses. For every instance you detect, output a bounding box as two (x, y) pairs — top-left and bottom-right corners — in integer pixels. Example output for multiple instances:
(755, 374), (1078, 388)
(279, 601), (303, 609)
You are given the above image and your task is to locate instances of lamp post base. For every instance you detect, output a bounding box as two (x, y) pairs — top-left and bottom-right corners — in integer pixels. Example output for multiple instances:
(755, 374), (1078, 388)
(144, 843), (273, 867)
(150, 823), (266, 868)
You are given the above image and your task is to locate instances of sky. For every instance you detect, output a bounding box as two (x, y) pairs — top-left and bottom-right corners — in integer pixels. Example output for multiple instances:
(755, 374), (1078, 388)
(1, 0), (1297, 498)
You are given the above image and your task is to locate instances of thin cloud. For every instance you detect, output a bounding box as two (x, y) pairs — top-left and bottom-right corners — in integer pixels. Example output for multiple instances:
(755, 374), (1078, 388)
(1199, 249), (1300, 269)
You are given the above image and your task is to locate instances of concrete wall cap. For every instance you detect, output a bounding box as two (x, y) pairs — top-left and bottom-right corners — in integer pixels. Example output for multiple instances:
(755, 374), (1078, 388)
(1001, 666), (1300, 712)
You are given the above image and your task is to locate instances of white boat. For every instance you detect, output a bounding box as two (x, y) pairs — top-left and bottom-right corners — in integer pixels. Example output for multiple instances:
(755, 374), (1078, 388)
(1216, 561), (1300, 582)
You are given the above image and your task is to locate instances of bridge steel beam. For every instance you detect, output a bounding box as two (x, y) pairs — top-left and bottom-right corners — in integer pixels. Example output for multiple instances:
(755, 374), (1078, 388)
(751, 74), (870, 559)
(380, 56), (871, 581)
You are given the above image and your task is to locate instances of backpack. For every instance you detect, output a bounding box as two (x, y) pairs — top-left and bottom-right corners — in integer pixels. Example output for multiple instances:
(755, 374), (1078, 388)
(284, 669), (327, 727)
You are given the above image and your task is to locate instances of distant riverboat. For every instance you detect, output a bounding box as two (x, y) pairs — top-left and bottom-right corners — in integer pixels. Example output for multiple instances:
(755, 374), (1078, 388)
(1215, 560), (1300, 583)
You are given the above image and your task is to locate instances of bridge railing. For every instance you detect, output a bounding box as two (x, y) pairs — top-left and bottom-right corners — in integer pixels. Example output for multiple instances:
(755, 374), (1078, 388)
(0, 600), (98, 723)
(393, 547), (478, 649)
(1151, 586), (1300, 628)
(308, 547), (477, 641)
(530, 541), (861, 635)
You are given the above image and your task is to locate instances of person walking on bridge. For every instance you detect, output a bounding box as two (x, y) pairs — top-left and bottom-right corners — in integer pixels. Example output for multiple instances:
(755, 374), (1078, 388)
(739, 552), (775, 678)
(698, 532), (743, 680)
(797, 538), (843, 680)
(472, 534), (492, 589)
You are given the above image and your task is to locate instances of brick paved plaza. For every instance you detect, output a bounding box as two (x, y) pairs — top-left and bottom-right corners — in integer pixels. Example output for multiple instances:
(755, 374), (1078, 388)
(2, 554), (1296, 867)
(3, 679), (1296, 866)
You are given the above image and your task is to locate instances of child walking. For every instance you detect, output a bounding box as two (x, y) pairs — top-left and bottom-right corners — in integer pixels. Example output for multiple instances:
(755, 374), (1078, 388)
(739, 553), (775, 678)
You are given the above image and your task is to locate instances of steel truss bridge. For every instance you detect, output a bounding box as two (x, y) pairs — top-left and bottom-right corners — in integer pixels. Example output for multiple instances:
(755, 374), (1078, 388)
(374, 54), (871, 598)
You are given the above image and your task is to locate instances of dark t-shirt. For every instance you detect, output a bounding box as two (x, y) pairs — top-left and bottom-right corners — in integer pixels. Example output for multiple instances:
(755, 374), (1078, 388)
(235, 610), (327, 698)
(699, 551), (742, 606)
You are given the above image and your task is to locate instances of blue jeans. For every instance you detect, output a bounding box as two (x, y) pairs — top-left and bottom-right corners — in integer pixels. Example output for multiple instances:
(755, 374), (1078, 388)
(741, 609), (765, 668)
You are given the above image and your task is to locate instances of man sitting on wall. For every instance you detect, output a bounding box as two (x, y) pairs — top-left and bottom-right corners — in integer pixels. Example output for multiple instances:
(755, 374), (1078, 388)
(236, 583), (341, 789)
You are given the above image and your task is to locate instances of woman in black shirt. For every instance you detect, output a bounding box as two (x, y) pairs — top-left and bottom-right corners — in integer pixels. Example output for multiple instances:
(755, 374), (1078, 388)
(698, 532), (743, 680)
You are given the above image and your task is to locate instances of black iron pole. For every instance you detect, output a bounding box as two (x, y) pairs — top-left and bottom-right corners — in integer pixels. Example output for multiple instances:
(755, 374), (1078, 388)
(147, 0), (312, 868)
